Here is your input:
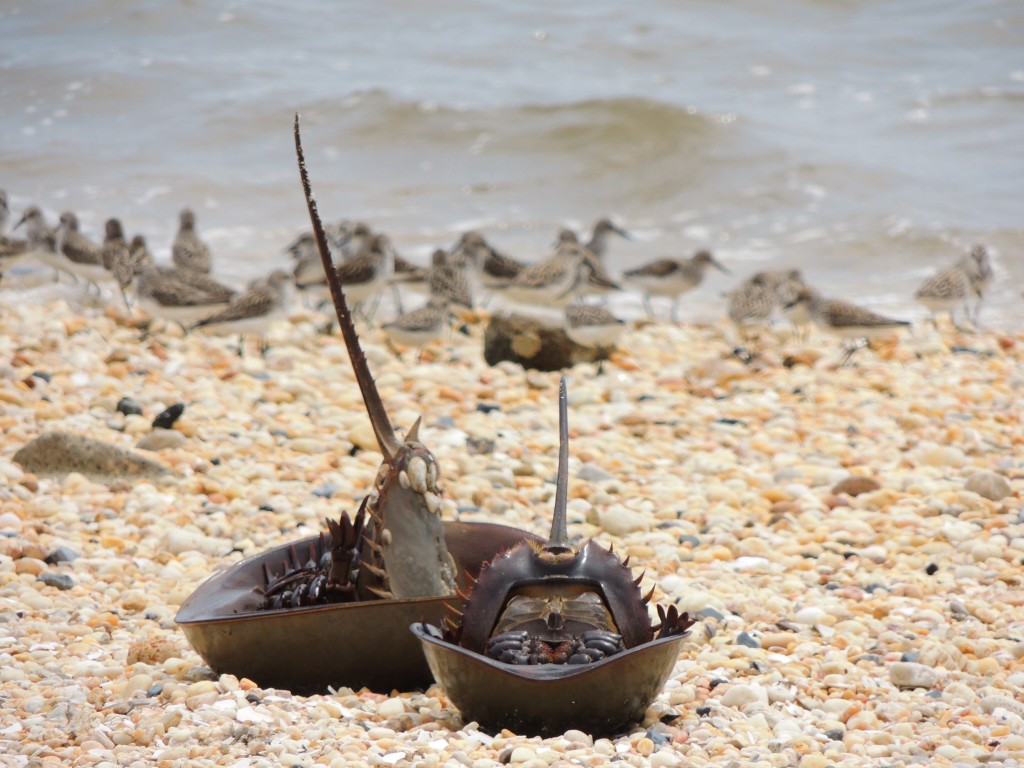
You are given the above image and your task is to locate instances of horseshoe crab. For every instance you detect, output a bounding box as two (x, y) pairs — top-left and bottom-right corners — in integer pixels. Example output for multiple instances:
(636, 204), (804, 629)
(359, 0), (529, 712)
(412, 379), (695, 736)
(174, 117), (541, 693)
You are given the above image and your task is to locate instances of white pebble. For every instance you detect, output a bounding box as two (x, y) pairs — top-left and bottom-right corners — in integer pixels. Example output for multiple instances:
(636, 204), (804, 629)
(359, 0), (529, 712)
(719, 683), (768, 708)
(597, 505), (649, 536)
(889, 662), (938, 689)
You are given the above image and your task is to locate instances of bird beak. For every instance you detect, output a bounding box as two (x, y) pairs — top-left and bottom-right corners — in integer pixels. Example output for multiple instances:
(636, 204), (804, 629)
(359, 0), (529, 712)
(712, 257), (731, 276)
(14, 213), (26, 230)
(613, 224), (632, 240)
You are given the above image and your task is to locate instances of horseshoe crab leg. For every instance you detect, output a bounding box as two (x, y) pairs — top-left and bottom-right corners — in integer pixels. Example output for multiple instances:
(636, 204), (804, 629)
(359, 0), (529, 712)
(294, 115), (455, 600)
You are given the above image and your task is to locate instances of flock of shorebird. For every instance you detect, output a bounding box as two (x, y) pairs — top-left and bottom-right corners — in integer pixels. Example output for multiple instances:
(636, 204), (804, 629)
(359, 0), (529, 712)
(0, 187), (996, 363)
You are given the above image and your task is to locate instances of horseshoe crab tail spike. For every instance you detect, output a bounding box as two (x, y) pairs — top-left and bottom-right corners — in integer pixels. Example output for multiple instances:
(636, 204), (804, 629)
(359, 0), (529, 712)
(547, 377), (572, 554)
(294, 114), (401, 460)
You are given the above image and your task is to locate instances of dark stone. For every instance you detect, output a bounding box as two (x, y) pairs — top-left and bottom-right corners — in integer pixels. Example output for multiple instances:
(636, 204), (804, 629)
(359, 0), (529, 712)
(483, 312), (611, 372)
(697, 607), (725, 622)
(38, 573), (74, 590)
(926, 690), (943, 699)
(116, 396), (144, 416)
(313, 483), (338, 499)
(152, 402), (185, 430)
(925, 563), (938, 575)
(475, 403), (501, 414)
(245, 692), (261, 704)
(696, 706), (712, 716)
(658, 709), (681, 724)
(147, 684), (164, 697)
(433, 416), (456, 429)
(44, 545), (79, 564)
(678, 534), (701, 547)
(901, 651), (919, 663)
(824, 729), (844, 741)
(13, 432), (170, 480)
(258, 504), (274, 512)
(709, 678), (728, 689)
(32, 371), (52, 383)
(735, 632), (761, 649)
(715, 418), (746, 426)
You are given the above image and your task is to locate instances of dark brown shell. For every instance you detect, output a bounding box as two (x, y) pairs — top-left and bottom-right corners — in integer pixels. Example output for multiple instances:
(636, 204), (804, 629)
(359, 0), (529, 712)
(176, 520), (541, 694)
(414, 378), (695, 736)
(457, 540), (653, 653)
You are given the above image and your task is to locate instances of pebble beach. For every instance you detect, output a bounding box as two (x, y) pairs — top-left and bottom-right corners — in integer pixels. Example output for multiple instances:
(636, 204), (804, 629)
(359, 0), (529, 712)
(2, 299), (1023, 768)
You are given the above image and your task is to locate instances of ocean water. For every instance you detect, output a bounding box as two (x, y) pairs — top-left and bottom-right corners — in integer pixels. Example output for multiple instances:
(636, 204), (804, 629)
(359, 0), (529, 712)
(2, 0), (1022, 325)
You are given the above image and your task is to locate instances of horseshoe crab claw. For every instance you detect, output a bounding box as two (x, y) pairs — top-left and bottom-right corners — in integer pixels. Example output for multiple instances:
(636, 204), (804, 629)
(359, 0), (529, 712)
(412, 378), (695, 736)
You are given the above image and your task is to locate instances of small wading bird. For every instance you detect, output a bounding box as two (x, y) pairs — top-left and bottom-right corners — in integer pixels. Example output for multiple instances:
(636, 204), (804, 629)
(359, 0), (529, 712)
(624, 250), (730, 322)
(784, 287), (911, 365)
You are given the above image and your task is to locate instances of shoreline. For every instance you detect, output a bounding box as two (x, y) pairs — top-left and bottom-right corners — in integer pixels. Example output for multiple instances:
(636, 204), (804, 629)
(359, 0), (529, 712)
(1, 299), (1023, 767)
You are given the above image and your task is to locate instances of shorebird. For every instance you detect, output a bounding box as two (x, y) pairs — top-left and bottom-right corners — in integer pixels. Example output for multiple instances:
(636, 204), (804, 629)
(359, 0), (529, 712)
(499, 241), (591, 307)
(330, 233), (396, 318)
(128, 235), (155, 273)
(564, 304), (626, 349)
(172, 208), (213, 273)
(785, 288), (910, 364)
(455, 231), (527, 292)
(192, 269), (291, 355)
(129, 264), (236, 327)
(381, 297), (452, 361)
(393, 249), (475, 310)
(584, 217), (630, 262)
(55, 212), (115, 290)
(915, 265), (973, 329)
(728, 272), (778, 342)
(959, 245), (993, 323)
(624, 250), (730, 322)
(100, 219), (133, 306)
(14, 206), (57, 256)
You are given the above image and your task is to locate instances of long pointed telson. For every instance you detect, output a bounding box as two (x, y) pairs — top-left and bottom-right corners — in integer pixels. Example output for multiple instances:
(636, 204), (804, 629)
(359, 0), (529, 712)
(294, 114), (401, 459)
(547, 377), (572, 554)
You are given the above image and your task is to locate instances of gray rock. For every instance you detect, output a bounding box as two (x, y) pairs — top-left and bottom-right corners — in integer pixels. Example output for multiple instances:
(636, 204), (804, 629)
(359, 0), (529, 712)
(889, 661), (939, 689)
(44, 546), (79, 564)
(13, 432), (170, 480)
(577, 463), (614, 483)
(964, 470), (1012, 501)
(116, 396), (144, 416)
(136, 428), (188, 452)
(735, 631), (760, 649)
(38, 573), (74, 590)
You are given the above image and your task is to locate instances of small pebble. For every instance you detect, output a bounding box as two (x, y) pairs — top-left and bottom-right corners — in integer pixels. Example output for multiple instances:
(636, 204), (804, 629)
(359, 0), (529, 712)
(964, 470), (1012, 501)
(890, 661), (939, 689)
(152, 402), (185, 430)
(37, 573), (74, 590)
(116, 396), (144, 416)
(44, 545), (80, 564)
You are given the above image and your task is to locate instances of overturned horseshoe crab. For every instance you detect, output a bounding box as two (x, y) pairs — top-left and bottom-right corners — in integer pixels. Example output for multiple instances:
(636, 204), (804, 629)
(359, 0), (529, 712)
(412, 379), (695, 736)
(175, 117), (541, 693)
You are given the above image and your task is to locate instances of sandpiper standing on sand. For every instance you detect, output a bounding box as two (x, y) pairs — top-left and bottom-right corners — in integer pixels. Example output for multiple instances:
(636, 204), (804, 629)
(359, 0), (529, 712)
(100, 218), (134, 306)
(192, 270), (291, 355)
(564, 304), (626, 349)
(584, 217), (630, 263)
(55, 212), (116, 290)
(172, 209), (213, 273)
(785, 287), (910, 364)
(381, 297), (453, 360)
(499, 240), (592, 307)
(624, 250), (730, 322)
